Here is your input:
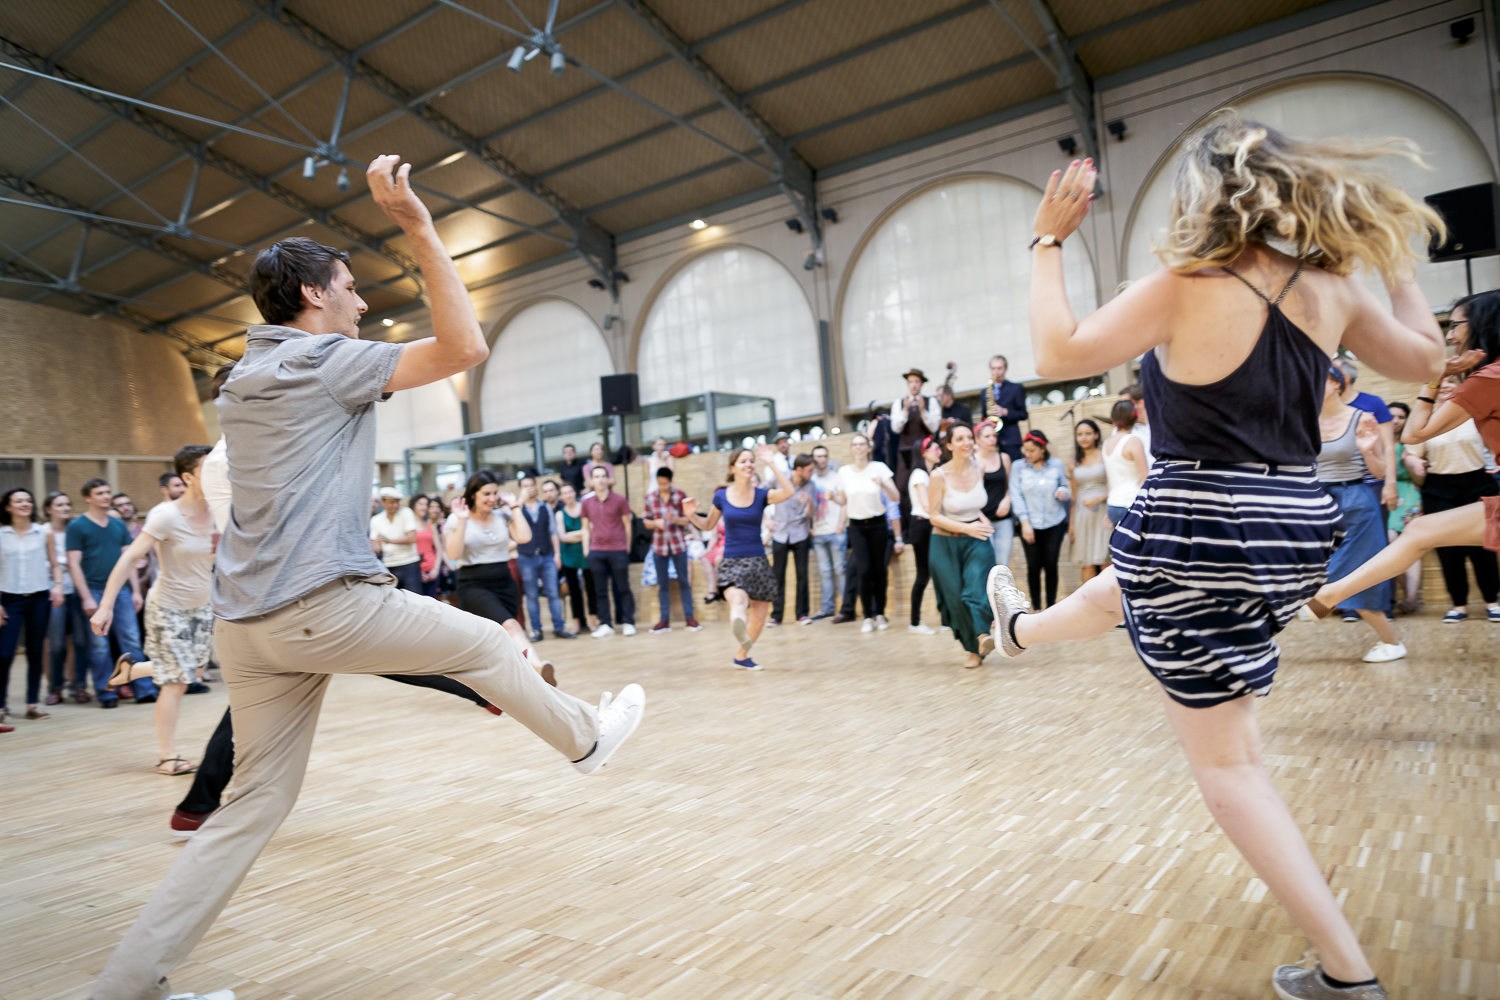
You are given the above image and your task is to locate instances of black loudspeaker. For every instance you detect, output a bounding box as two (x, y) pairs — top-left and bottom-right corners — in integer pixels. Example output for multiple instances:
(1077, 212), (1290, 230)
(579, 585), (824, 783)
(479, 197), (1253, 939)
(1425, 183), (1500, 261)
(600, 373), (640, 415)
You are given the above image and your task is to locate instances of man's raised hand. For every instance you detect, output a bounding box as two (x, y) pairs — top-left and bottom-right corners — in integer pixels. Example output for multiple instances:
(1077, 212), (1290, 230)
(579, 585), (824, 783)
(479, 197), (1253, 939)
(367, 154), (432, 231)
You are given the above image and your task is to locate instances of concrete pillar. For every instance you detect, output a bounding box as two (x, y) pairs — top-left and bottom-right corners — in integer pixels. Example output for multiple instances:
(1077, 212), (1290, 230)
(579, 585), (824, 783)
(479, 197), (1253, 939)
(29, 455), (45, 506)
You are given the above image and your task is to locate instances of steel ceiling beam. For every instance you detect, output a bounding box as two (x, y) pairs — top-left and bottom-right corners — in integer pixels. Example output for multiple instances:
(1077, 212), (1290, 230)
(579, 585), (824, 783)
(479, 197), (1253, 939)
(0, 34), (423, 283)
(2, 0), (135, 105)
(988, 0), (1098, 165)
(615, 0), (819, 246)
(241, 0), (619, 295)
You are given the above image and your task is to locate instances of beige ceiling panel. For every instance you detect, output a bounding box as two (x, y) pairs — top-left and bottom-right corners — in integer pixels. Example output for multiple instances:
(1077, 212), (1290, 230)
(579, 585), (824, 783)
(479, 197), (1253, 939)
(1076, 0), (1327, 77)
(793, 68), (1059, 166)
(588, 162), (770, 233)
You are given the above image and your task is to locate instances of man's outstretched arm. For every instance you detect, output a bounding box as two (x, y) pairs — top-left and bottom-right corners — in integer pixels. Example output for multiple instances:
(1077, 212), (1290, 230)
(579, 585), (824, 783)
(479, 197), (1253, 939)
(372, 154), (488, 391)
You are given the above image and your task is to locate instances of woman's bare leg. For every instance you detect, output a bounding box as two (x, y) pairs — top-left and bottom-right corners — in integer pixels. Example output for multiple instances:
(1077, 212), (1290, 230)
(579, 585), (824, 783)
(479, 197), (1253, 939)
(1358, 610), (1400, 646)
(727, 587), (752, 657)
(1161, 691), (1374, 982)
(746, 600), (769, 644)
(154, 682), (186, 761)
(1011, 567), (1124, 647)
(1314, 505), (1484, 611)
(1079, 564), (1099, 583)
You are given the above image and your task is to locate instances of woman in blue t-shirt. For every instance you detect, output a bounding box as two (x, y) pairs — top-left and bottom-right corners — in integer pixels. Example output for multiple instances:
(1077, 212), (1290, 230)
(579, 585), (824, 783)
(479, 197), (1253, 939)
(684, 444), (795, 669)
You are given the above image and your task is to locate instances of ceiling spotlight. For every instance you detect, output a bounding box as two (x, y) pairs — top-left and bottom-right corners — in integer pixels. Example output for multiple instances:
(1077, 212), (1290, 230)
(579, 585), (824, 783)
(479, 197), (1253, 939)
(820, 207), (838, 223)
(382, 318), (395, 327)
(507, 45), (527, 72)
(587, 278), (606, 290)
(336, 167), (350, 192)
(436, 150), (467, 167)
(551, 50), (566, 76)
(1107, 119), (1127, 141)
(690, 219), (707, 230)
(302, 156), (316, 178)
(1452, 17), (1475, 43)
(785, 217), (804, 234)
(1057, 136), (1077, 156)
(802, 247), (824, 271)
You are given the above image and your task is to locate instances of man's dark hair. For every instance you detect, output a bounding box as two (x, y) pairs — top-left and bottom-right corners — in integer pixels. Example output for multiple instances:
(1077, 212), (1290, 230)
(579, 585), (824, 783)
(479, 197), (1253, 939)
(811, 444), (828, 455)
(990, 354), (1008, 366)
(175, 444), (214, 478)
(81, 477), (110, 498)
(158, 471), (181, 488)
(656, 466), (674, 482)
(519, 474), (536, 486)
(212, 362), (236, 399)
(112, 493), (131, 504)
(250, 237), (351, 325)
(792, 453), (815, 470)
(1121, 383), (1143, 403)
(563, 443), (576, 452)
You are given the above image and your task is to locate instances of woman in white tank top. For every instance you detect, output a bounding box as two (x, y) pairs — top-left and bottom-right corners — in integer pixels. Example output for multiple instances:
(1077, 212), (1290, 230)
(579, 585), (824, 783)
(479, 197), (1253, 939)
(1102, 399), (1149, 524)
(925, 423), (998, 669)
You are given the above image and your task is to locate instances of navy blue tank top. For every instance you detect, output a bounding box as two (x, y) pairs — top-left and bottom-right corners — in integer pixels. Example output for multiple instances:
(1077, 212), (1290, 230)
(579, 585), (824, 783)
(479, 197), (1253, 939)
(1141, 264), (1328, 466)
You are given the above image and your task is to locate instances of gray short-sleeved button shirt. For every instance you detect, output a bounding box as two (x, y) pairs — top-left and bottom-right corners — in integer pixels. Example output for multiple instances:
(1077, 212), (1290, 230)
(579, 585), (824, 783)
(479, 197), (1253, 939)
(212, 324), (405, 620)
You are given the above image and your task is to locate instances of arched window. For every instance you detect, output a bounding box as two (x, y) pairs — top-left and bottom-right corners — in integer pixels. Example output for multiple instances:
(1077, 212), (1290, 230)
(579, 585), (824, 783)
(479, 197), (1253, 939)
(636, 247), (821, 418)
(480, 299), (614, 431)
(1124, 75), (1498, 304)
(840, 174), (1097, 409)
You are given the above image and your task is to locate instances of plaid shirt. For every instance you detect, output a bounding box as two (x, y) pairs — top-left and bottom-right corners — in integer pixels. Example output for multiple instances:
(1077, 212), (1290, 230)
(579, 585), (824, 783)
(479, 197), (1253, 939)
(643, 486), (689, 556)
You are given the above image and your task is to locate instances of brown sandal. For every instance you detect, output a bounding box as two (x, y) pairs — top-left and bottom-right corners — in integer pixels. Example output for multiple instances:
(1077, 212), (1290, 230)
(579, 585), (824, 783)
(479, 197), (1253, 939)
(108, 655), (154, 689)
(1305, 598), (1332, 620)
(157, 757), (198, 776)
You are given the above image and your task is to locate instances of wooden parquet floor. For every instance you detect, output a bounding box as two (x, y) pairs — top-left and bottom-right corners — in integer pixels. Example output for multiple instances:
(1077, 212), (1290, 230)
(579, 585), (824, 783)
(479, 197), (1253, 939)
(1, 611), (1495, 1000)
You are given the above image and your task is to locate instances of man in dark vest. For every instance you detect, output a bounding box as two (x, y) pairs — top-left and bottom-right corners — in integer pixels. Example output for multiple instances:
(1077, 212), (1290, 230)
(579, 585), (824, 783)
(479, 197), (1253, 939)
(890, 368), (941, 528)
(981, 354), (1029, 462)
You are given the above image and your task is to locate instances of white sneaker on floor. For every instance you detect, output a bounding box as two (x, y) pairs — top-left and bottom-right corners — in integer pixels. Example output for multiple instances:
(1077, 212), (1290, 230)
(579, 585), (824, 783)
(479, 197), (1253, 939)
(573, 683), (646, 775)
(860, 618), (874, 633)
(939, 625), (951, 632)
(908, 623), (936, 635)
(1362, 641), (1407, 663)
(168, 991), (236, 1000)
(621, 623), (636, 636)
(874, 615), (889, 630)
(591, 623), (615, 639)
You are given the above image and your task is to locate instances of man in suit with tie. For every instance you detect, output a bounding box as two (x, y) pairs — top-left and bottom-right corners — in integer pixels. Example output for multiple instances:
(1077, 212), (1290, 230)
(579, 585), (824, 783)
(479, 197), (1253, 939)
(980, 354), (1029, 462)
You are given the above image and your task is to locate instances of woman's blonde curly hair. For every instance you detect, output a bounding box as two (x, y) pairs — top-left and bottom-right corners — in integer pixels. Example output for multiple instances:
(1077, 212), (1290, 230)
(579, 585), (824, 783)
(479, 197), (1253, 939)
(1157, 111), (1445, 284)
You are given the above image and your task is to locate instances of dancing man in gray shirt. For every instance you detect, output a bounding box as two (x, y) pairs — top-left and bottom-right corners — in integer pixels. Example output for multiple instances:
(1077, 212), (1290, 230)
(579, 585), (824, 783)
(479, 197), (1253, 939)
(92, 156), (646, 1000)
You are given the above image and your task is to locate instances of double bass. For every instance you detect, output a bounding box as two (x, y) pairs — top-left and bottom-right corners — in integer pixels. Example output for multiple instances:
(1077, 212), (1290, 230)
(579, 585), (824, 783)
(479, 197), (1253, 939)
(936, 362), (961, 438)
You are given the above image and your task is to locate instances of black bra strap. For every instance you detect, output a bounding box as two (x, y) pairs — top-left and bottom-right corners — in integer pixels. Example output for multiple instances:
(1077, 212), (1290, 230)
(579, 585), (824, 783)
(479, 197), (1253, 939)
(1221, 265), (1270, 303)
(1273, 264), (1305, 306)
(1222, 263), (1305, 308)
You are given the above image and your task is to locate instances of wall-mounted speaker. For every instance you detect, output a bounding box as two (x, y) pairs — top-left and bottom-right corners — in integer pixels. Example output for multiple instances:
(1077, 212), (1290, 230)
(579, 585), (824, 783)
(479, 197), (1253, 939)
(600, 373), (639, 415)
(1425, 183), (1499, 262)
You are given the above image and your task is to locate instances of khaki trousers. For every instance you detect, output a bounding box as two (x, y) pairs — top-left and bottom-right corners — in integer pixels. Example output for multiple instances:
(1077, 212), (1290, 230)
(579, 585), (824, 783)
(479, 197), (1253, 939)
(92, 576), (599, 1000)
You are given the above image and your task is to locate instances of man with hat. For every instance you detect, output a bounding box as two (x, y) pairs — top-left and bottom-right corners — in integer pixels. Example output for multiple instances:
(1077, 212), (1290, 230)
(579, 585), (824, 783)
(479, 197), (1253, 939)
(761, 430), (794, 485)
(890, 368), (941, 528)
(369, 487), (422, 592)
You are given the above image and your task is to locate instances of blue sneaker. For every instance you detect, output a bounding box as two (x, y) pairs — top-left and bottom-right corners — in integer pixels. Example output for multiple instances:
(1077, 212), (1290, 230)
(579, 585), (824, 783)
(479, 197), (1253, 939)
(732, 656), (762, 671)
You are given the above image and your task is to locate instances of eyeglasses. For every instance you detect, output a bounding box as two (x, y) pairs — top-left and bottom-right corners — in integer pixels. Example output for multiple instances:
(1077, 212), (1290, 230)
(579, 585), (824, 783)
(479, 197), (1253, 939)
(1449, 319), (1468, 327)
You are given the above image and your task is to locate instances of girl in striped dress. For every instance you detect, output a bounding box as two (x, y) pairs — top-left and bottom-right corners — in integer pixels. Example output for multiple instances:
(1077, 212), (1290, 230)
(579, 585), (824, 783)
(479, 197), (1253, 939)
(987, 115), (1448, 999)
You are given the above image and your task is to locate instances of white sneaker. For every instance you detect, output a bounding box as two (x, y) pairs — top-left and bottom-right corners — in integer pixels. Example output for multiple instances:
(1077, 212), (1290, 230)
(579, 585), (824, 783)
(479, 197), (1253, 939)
(908, 623), (936, 635)
(874, 615), (889, 630)
(621, 623), (636, 636)
(860, 618), (874, 633)
(591, 623), (615, 639)
(1362, 641), (1407, 663)
(939, 625), (951, 632)
(168, 991), (236, 1000)
(573, 683), (645, 775)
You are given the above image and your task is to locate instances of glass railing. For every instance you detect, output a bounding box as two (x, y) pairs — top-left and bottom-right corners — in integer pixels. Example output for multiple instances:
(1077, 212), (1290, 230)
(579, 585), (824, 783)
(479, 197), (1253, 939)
(403, 391), (778, 493)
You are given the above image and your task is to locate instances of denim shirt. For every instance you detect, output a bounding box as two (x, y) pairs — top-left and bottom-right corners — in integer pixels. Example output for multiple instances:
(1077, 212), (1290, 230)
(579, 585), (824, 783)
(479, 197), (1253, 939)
(1010, 457), (1070, 530)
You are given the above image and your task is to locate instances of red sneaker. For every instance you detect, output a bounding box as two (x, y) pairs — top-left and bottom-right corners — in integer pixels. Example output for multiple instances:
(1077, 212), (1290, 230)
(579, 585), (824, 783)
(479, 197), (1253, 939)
(684, 618), (703, 632)
(649, 621), (671, 635)
(0, 723), (13, 733)
(170, 808), (213, 838)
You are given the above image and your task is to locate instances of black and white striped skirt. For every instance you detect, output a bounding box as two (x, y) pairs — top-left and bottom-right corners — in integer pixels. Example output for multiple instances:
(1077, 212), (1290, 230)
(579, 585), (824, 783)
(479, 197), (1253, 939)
(1110, 461), (1341, 708)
